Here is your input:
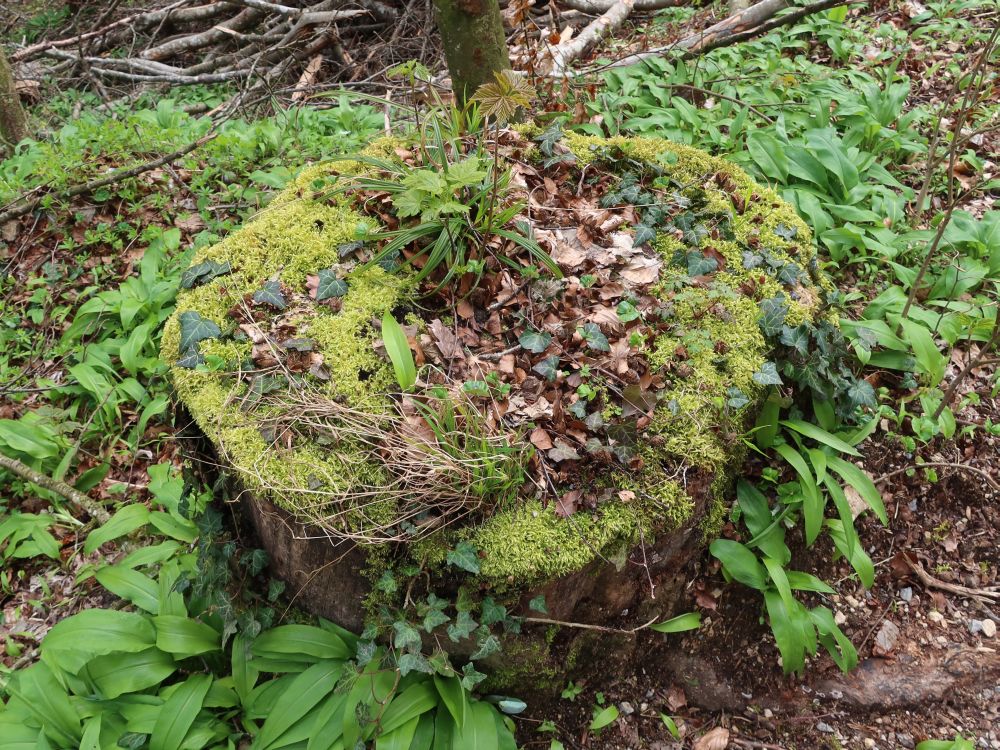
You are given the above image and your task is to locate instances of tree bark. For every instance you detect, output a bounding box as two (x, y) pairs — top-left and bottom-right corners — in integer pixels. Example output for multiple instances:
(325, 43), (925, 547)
(432, 0), (510, 104)
(0, 48), (28, 148)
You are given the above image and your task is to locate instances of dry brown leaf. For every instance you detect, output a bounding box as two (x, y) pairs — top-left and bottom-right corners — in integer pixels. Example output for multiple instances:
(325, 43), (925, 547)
(620, 256), (661, 285)
(693, 727), (730, 750)
(429, 318), (464, 361)
(556, 489), (580, 517)
(530, 427), (554, 451)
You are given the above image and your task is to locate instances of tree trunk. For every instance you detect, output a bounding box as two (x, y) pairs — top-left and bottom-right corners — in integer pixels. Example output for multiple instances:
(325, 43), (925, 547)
(432, 0), (510, 104)
(0, 48), (28, 148)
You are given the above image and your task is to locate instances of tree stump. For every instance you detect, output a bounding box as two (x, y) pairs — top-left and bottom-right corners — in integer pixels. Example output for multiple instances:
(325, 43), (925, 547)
(163, 130), (824, 688)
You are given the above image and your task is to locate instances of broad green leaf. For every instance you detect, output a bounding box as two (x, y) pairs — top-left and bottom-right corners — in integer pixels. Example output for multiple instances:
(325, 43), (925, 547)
(786, 571), (835, 594)
(709, 539), (767, 591)
(42, 609), (155, 674)
(7, 662), (81, 746)
(85, 503), (150, 553)
(432, 708), (455, 750)
(154, 616), (221, 658)
(148, 511), (198, 543)
(589, 705), (619, 731)
(899, 318), (946, 386)
(254, 660), (343, 749)
(660, 715), (680, 740)
(779, 420), (860, 457)
(79, 715), (101, 750)
(433, 674), (467, 730)
(649, 612), (701, 634)
(774, 443), (824, 546)
(149, 673), (212, 750)
(376, 716), (420, 750)
(252, 625), (351, 661)
(408, 713), (435, 750)
(746, 130), (789, 182)
(95, 566), (160, 614)
(826, 456), (887, 524)
(808, 606), (858, 673)
(118, 541), (182, 569)
(452, 702), (499, 750)
(379, 682), (437, 734)
(305, 692), (348, 750)
(382, 312), (417, 391)
(87, 648), (177, 699)
(763, 589), (807, 675)
(762, 557), (796, 613)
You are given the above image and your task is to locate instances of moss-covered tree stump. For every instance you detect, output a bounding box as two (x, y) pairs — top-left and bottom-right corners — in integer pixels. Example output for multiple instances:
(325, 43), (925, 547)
(163, 130), (824, 687)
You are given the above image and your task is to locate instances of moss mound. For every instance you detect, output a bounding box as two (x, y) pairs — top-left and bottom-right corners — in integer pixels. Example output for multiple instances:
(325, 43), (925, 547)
(162, 131), (822, 589)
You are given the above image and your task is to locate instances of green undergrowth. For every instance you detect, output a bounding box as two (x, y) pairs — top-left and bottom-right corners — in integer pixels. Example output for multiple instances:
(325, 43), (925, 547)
(164, 132), (824, 587)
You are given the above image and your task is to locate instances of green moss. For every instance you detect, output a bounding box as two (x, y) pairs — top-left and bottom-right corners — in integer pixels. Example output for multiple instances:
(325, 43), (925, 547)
(164, 132), (825, 591)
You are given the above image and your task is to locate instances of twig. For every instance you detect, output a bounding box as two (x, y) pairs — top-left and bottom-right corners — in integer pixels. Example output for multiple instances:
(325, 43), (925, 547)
(0, 452), (110, 523)
(523, 614), (661, 633)
(875, 461), (1000, 493)
(907, 559), (999, 604)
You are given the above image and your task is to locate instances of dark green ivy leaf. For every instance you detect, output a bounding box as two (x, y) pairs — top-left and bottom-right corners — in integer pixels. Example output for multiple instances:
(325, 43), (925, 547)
(633, 224), (656, 246)
(685, 251), (718, 277)
(773, 223), (798, 240)
(480, 598), (507, 627)
(532, 355), (560, 382)
(446, 541), (481, 574)
(752, 361), (783, 386)
(519, 329), (552, 353)
(578, 323), (610, 352)
(253, 280), (286, 309)
(316, 269), (349, 300)
(175, 346), (205, 369)
(726, 386), (750, 409)
(845, 378), (876, 408)
(393, 621), (423, 652)
(398, 652), (433, 676)
(180, 260), (232, 289)
(447, 611), (478, 642)
(779, 324), (811, 357)
(470, 634), (501, 661)
(758, 295), (788, 338)
(423, 608), (450, 633)
(742, 251), (764, 269)
(528, 595), (548, 614)
(178, 311), (221, 353)
(460, 662), (487, 691)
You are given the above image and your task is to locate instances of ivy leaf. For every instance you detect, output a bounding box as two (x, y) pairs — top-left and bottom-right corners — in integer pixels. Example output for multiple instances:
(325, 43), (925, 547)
(685, 251), (718, 277)
(281, 338), (315, 352)
(742, 251), (764, 269)
(398, 652), (433, 676)
(779, 324), (811, 357)
(393, 621), (423, 652)
(376, 571), (397, 594)
(178, 311), (221, 353)
(175, 346), (204, 369)
(616, 300), (640, 323)
(534, 124), (564, 157)
(470, 634), (501, 661)
(753, 361), (783, 386)
(337, 240), (364, 258)
(423, 608), (450, 633)
(532, 355), (560, 382)
(447, 611), (478, 642)
(446, 541), (481, 574)
(633, 224), (656, 246)
(758, 295), (788, 338)
(519, 329), (552, 353)
(316, 270), (348, 300)
(528, 595), (548, 614)
(726, 386), (750, 409)
(480, 598), (507, 627)
(253, 280), (286, 309)
(845, 378), (876, 408)
(180, 260), (232, 289)
(460, 663), (487, 691)
(578, 323), (610, 352)
(778, 263), (802, 286)
(774, 223), (798, 240)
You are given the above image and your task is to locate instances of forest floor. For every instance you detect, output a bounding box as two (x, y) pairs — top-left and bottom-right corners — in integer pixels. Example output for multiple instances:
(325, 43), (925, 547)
(2, 0), (999, 748)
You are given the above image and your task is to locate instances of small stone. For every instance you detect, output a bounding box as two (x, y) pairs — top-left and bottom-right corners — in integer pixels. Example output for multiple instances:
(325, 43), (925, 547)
(969, 619), (984, 634)
(875, 620), (900, 653)
(834, 610), (848, 625)
(899, 587), (913, 602)
(763, 709), (773, 718)
(928, 611), (944, 623)
(864, 739), (876, 749)
(620, 701), (635, 715)
(983, 619), (997, 637)
(897, 733), (915, 748)
(640, 703), (648, 712)
(846, 595), (862, 608)
(817, 722), (835, 733)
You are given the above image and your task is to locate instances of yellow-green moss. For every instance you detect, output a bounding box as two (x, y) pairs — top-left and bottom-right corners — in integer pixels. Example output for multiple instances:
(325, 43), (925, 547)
(164, 132), (825, 587)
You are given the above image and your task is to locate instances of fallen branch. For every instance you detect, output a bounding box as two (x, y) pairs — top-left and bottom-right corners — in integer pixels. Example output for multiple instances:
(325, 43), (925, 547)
(907, 559), (999, 604)
(875, 460), (1000, 493)
(549, 0), (636, 76)
(523, 614), (661, 634)
(0, 132), (216, 225)
(600, 0), (857, 69)
(560, 0), (686, 12)
(0, 453), (110, 523)
(141, 7), (265, 60)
